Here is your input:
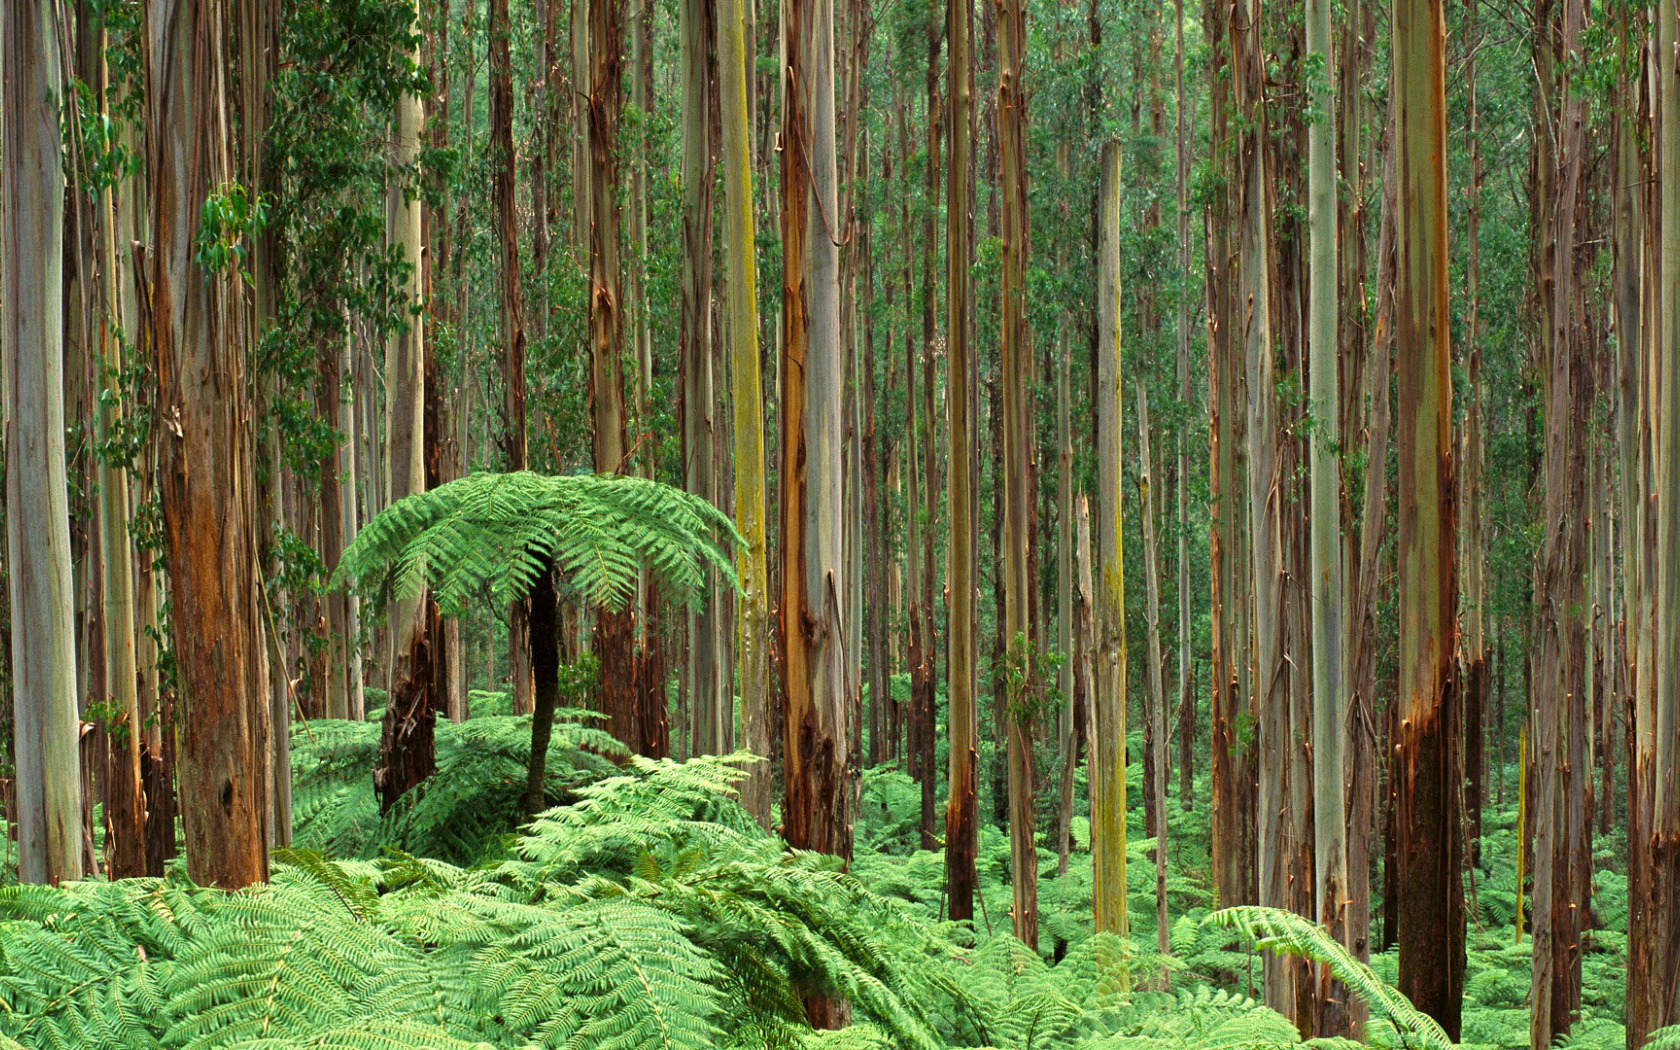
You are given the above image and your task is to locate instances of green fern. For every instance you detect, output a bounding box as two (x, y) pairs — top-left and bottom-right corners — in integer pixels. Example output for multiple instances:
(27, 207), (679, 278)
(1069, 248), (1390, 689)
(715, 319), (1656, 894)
(0, 754), (967, 1050)
(1209, 907), (1456, 1050)
(290, 709), (625, 863)
(331, 470), (741, 614)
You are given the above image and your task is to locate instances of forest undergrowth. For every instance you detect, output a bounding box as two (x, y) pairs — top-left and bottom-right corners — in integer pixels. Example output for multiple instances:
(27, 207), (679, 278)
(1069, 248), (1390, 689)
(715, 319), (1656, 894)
(0, 680), (1652, 1050)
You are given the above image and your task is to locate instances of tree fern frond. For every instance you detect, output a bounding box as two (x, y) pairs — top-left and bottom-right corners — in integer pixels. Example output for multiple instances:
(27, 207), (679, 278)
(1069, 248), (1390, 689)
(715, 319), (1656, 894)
(1208, 907), (1455, 1050)
(333, 471), (741, 615)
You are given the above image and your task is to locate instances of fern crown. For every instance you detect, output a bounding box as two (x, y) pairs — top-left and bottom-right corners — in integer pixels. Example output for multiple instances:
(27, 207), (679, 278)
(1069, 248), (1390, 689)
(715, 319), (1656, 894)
(331, 470), (742, 614)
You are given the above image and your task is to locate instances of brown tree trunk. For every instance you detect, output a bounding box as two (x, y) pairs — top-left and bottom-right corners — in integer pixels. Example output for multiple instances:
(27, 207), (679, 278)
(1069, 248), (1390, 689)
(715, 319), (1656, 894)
(682, 0), (723, 756)
(145, 0), (270, 888)
(1392, 0), (1465, 1027)
(490, 0), (531, 716)
(1529, 0), (1591, 1038)
(1204, 0), (1252, 911)
(944, 0), (979, 926)
(781, 0), (855, 1022)
(524, 567), (561, 814)
(586, 0), (639, 751)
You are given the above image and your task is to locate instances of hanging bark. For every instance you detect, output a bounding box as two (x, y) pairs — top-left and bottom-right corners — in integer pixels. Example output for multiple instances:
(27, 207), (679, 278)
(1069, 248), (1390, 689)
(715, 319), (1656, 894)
(1392, 0), (1465, 1026)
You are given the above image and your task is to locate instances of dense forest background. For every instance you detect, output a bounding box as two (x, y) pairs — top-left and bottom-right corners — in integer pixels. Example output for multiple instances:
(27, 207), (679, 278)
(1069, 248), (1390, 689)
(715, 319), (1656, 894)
(0, 0), (1674, 1045)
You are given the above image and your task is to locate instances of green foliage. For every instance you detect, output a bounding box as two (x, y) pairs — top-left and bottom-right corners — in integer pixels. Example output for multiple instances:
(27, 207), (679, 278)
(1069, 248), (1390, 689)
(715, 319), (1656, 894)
(332, 470), (741, 615)
(1209, 907), (1455, 1050)
(289, 708), (624, 864)
(0, 756), (960, 1050)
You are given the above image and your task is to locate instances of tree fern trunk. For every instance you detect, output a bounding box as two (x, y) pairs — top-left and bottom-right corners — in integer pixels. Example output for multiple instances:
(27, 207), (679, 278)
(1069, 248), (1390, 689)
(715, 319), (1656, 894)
(525, 568), (561, 815)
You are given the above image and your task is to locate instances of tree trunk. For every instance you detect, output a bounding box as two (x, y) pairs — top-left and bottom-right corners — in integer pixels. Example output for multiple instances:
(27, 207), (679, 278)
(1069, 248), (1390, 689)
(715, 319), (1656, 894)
(1306, 0), (1349, 1025)
(721, 0), (774, 826)
(682, 0), (724, 755)
(1529, 0), (1591, 1037)
(4, 0), (85, 886)
(1462, 0), (1486, 874)
(1204, 0), (1252, 911)
(376, 0), (437, 812)
(1091, 142), (1128, 964)
(1137, 386), (1170, 977)
(1392, 0), (1465, 1026)
(998, 0), (1038, 954)
(585, 0), (639, 751)
(94, 35), (147, 879)
(944, 0), (980, 926)
(1232, 0), (1293, 1013)
(524, 567), (560, 814)
(781, 0), (854, 1023)
(490, 0), (531, 717)
(1639, 0), (1680, 1029)
(146, 0), (271, 887)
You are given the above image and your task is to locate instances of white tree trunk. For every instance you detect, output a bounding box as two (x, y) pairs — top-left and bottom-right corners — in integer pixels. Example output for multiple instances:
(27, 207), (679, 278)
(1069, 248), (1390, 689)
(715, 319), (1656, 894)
(3, 0), (86, 886)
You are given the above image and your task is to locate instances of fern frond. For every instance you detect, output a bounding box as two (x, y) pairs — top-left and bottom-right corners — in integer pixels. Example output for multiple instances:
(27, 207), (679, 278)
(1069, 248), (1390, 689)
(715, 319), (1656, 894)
(333, 470), (741, 614)
(1208, 906), (1455, 1050)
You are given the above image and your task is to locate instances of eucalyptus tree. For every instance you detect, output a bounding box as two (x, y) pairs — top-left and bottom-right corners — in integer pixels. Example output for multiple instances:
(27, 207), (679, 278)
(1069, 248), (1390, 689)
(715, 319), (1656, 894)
(999, 0), (1039, 952)
(1639, 0), (1680, 1031)
(681, 0), (724, 756)
(1231, 0), (1293, 1014)
(146, 0), (271, 888)
(1392, 0), (1465, 1027)
(1137, 385), (1169, 970)
(490, 0), (531, 716)
(1529, 0), (1593, 1039)
(780, 0), (854, 988)
(586, 0), (645, 753)
(1092, 141), (1129, 957)
(377, 0), (436, 814)
(3, 0), (85, 887)
(1306, 0), (1350, 1027)
(721, 0), (774, 825)
(945, 0), (980, 924)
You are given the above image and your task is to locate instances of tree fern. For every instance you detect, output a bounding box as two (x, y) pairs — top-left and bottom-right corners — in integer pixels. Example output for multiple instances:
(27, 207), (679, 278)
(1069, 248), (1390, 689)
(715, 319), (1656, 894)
(290, 709), (625, 864)
(1208, 907), (1456, 1050)
(0, 754), (968, 1050)
(331, 470), (741, 614)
